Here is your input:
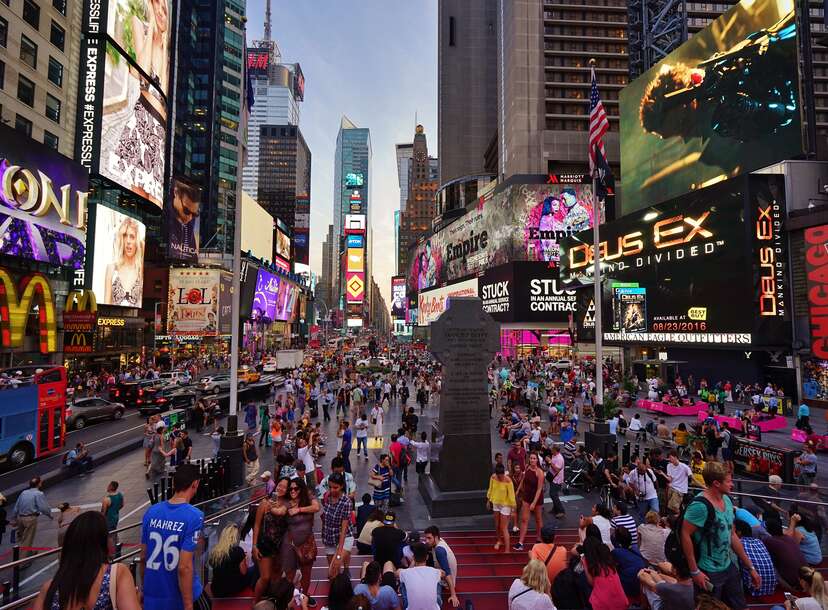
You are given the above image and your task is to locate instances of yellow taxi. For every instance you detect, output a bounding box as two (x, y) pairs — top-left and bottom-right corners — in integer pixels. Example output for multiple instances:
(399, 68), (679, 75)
(238, 365), (261, 385)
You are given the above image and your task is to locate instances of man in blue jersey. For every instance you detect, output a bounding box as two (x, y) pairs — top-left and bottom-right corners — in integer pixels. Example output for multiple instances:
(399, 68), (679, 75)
(141, 464), (209, 610)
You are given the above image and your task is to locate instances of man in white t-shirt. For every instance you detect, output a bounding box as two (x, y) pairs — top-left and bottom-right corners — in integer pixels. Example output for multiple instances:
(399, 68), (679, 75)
(629, 461), (659, 519)
(666, 450), (692, 515)
(398, 542), (445, 610)
(354, 413), (369, 458)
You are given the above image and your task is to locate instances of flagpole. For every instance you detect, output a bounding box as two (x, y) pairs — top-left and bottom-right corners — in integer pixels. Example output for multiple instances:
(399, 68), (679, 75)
(590, 58), (604, 416)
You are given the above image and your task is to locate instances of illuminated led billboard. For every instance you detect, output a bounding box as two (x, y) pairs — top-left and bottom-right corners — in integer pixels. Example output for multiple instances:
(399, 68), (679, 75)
(91, 204), (146, 307)
(391, 276), (406, 320)
(620, 0), (802, 212)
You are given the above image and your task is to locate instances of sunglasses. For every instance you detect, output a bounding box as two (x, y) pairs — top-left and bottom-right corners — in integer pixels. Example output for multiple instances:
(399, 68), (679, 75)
(289, 487), (300, 492)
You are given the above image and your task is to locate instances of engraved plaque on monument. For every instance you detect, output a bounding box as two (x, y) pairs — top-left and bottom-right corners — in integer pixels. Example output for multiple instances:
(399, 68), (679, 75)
(418, 297), (500, 517)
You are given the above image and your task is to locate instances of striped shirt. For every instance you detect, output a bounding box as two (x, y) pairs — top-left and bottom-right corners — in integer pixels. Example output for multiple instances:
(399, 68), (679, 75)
(611, 514), (639, 547)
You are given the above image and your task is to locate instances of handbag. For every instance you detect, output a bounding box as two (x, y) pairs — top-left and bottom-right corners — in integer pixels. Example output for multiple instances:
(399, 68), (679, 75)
(368, 476), (381, 488)
(292, 533), (318, 564)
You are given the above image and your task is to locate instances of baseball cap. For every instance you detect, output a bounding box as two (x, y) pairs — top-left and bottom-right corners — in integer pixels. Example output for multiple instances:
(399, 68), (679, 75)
(260, 471), (272, 480)
(155, 421), (167, 431)
(383, 511), (396, 525)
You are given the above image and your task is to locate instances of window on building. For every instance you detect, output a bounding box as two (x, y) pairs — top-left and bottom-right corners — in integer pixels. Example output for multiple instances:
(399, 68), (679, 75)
(50, 21), (65, 51)
(17, 75), (35, 107)
(45, 93), (60, 122)
(0, 60), (4, 89)
(47, 56), (63, 86)
(0, 16), (7, 47)
(15, 114), (32, 137)
(52, 0), (66, 14)
(23, 0), (40, 29)
(449, 16), (455, 46)
(20, 34), (38, 69)
(43, 130), (58, 149)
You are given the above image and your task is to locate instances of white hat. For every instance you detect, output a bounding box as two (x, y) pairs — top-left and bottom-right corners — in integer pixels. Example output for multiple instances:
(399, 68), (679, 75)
(768, 475), (783, 485)
(155, 421), (167, 431)
(260, 471), (272, 480)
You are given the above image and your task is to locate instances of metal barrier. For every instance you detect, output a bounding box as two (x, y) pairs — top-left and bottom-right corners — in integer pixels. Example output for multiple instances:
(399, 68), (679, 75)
(0, 482), (264, 606)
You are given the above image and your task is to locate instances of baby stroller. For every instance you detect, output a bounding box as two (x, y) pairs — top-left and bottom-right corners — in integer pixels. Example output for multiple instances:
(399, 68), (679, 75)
(562, 455), (588, 494)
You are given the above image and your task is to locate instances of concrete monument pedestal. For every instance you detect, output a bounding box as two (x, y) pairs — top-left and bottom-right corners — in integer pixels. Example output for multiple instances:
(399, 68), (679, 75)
(418, 297), (500, 517)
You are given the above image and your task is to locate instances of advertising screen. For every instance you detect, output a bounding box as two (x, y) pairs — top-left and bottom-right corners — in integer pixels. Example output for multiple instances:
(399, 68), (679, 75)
(241, 193), (274, 261)
(292, 63), (305, 102)
(247, 49), (269, 77)
(166, 177), (200, 261)
(294, 195), (310, 266)
(251, 268), (280, 321)
(391, 276), (407, 319)
(91, 204), (146, 307)
(0, 123), (89, 277)
(167, 268), (219, 335)
(218, 272), (232, 335)
(620, 0), (801, 212)
(480, 262), (577, 323)
(346, 271), (365, 303)
(106, 0), (172, 96)
(347, 234), (364, 249)
(100, 42), (167, 208)
(418, 278), (479, 326)
(275, 228), (291, 261)
(804, 225), (828, 358)
(408, 182), (598, 293)
(347, 248), (364, 272)
(559, 174), (790, 347)
(345, 173), (364, 188)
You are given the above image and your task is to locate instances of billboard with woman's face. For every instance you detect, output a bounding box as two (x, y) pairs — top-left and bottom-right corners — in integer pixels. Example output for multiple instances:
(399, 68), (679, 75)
(107, 0), (171, 96)
(91, 204), (146, 307)
(100, 43), (167, 208)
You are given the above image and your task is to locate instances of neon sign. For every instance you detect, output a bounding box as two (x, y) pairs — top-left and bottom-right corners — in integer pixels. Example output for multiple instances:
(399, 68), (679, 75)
(0, 269), (57, 354)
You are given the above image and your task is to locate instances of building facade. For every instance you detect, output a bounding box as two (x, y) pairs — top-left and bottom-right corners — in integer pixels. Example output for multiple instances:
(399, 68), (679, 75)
(437, 0), (498, 187)
(173, 0), (246, 261)
(496, 0), (626, 178)
(256, 123), (311, 262)
(0, 0), (81, 157)
(398, 126), (438, 278)
(241, 41), (302, 196)
(332, 116), (371, 300)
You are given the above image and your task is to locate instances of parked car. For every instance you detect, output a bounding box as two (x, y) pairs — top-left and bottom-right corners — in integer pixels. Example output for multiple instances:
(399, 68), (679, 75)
(137, 386), (198, 416)
(110, 379), (166, 407)
(238, 366), (261, 386)
(159, 371), (192, 386)
(200, 375), (232, 394)
(66, 397), (125, 430)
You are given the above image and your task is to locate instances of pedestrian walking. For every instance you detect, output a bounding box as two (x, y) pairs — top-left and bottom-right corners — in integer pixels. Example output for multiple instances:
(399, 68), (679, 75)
(12, 477), (53, 566)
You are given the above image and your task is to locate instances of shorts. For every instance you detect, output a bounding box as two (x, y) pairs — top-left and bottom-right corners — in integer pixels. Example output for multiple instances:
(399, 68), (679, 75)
(667, 487), (684, 513)
(721, 447), (732, 461)
(324, 536), (354, 556)
(492, 503), (513, 516)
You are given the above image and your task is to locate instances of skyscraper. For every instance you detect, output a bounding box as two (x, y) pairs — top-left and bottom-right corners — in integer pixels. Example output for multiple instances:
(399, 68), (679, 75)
(256, 124), (311, 264)
(332, 116), (371, 300)
(395, 143), (414, 213)
(398, 126), (438, 277)
(438, 0), (498, 186)
(173, 0), (246, 262)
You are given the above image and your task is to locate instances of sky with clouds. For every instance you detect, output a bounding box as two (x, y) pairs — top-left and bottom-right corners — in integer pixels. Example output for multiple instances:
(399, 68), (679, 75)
(245, 0), (438, 311)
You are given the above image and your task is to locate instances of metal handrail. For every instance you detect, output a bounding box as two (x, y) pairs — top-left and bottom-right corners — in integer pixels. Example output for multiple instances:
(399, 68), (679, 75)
(0, 483), (264, 575)
(731, 477), (828, 490)
(0, 487), (263, 610)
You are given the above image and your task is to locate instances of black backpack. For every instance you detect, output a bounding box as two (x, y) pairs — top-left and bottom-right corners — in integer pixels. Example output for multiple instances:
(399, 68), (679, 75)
(664, 494), (717, 562)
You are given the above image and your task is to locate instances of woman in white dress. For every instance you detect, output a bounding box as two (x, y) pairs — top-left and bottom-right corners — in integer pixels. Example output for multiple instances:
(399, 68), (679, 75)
(370, 403), (384, 442)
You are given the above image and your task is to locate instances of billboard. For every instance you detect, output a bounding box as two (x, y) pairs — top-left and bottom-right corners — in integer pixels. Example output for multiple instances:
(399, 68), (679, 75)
(247, 49), (269, 77)
(63, 290), (98, 355)
(251, 267), (280, 321)
(345, 173), (364, 188)
(167, 177), (200, 261)
(292, 63), (305, 102)
(417, 278), (479, 326)
(347, 248), (364, 272)
(620, 0), (801, 212)
(559, 174), (790, 347)
(218, 272), (232, 335)
(294, 195), (310, 266)
(275, 228), (291, 262)
(804, 225), (828, 358)
(480, 262), (577, 323)
(346, 234), (364, 249)
(0, 268), (58, 354)
(91, 204), (146, 307)
(391, 276), (406, 319)
(168, 268), (220, 335)
(240, 192), (274, 261)
(345, 214), (366, 231)
(99, 42), (167, 208)
(0, 123), (89, 285)
(106, 0), (172, 96)
(408, 182), (598, 293)
(346, 271), (365, 303)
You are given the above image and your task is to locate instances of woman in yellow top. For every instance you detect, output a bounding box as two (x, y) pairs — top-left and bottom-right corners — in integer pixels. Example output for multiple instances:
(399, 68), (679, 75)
(672, 422), (689, 446)
(690, 450), (707, 488)
(487, 463), (517, 551)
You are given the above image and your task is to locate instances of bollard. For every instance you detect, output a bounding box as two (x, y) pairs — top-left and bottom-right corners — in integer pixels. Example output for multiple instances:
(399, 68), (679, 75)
(152, 482), (160, 502)
(2, 580), (10, 604)
(131, 556), (141, 589)
(115, 542), (123, 558)
(11, 545), (20, 599)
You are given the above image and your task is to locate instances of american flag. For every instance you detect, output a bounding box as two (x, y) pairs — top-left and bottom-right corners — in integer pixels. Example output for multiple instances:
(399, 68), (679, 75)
(589, 66), (609, 174)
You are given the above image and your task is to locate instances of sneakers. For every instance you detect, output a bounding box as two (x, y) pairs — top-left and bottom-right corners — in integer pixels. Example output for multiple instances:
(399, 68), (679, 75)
(511, 526), (519, 534)
(307, 597), (317, 607)
(512, 542), (524, 551)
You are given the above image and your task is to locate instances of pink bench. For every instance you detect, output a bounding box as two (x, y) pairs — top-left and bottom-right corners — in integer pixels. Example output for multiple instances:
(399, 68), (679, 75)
(698, 412), (788, 432)
(637, 399), (709, 416)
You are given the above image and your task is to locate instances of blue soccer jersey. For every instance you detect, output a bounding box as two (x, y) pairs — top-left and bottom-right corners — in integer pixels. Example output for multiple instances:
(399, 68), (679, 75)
(141, 501), (204, 610)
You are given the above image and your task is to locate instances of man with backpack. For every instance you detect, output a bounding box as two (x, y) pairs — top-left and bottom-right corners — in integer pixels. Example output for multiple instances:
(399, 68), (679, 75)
(678, 461), (761, 610)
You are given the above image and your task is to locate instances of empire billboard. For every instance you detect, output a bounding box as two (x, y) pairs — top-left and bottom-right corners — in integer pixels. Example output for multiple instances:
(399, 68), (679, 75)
(620, 0), (802, 212)
(559, 175), (790, 348)
(408, 182), (599, 294)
